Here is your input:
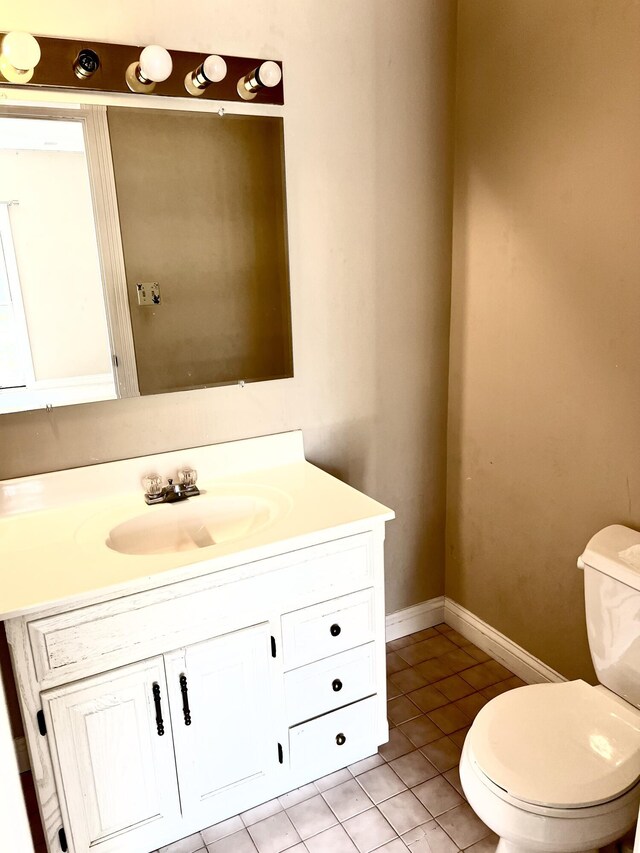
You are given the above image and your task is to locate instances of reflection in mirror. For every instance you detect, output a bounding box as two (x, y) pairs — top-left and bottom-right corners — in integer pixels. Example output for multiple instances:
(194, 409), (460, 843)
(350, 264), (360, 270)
(0, 115), (116, 412)
(0, 103), (293, 414)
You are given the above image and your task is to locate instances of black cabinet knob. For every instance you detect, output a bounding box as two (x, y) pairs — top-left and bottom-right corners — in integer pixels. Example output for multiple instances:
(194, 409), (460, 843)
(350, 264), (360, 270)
(330, 623), (341, 637)
(332, 678), (343, 692)
(336, 732), (346, 746)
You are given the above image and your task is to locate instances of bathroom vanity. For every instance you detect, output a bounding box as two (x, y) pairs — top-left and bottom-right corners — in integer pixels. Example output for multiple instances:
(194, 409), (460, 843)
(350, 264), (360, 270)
(0, 431), (393, 853)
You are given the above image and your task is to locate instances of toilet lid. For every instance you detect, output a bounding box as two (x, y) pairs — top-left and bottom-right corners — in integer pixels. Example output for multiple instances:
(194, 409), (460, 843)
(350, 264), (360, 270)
(468, 680), (640, 808)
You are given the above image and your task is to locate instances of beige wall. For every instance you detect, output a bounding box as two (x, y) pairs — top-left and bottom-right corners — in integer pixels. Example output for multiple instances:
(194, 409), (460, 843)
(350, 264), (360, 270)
(0, 1), (456, 623)
(448, 0), (640, 680)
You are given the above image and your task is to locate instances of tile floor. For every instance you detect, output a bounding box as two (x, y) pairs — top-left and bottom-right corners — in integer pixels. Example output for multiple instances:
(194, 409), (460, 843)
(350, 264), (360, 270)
(151, 623), (518, 853)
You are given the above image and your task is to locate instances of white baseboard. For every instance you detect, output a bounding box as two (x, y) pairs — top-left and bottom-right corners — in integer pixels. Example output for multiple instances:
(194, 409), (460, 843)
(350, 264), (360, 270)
(385, 596), (564, 685)
(444, 598), (565, 685)
(385, 596), (444, 642)
(14, 735), (29, 774)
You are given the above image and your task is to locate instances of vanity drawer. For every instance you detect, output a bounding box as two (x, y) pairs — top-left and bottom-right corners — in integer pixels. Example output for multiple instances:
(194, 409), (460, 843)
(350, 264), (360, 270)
(289, 695), (378, 776)
(27, 533), (375, 684)
(281, 588), (376, 670)
(284, 642), (376, 724)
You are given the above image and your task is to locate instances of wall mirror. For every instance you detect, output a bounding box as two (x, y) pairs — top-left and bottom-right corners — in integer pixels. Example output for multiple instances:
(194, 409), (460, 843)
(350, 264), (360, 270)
(0, 96), (292, 414)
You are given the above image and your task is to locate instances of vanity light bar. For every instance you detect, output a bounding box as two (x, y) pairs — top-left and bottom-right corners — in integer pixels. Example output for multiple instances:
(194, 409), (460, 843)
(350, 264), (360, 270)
(0, 33), (284, 105)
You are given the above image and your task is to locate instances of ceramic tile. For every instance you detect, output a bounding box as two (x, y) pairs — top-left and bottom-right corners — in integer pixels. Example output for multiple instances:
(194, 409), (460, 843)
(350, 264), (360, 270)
(437, 649), (477, 674)
(434, 675), (476, 702)
(407, 685), (449, 714)
(159, 834), (205, 853)
(314, 767), (352, 793)
(241, 798), (283, 827)
(427, 704), (470, 735)
(397, 637), (457, 667)
(414, 658), (456, 684)
(388, 635), (421, 651)
(443, 766), (464, 797)
(323, 778), (374, 821)
(388, 678), (403, 699)
(349, 753), (385, 775)
(278, 782), (319, 808)
(379, 727), (415, 761)
(388, 695), (422, 725)
(343, 807), (396, 853)
(356, 764), (406, 804)
(205, 828), (257, 853)
(463, 831), (499, 851)
(410, 627), (440, 643)
(247, 811), (301, 853)
(376, 840), (410, 852)
(459, 662), (511, 691)
(412, 776), (464, 817)
(305, 824), (359, 853)
(378, 790), (431, 835)
(286, 794), (337, 840)
(454, 694), (488, 722)
(387, 652), (411, 674)
(201, 815), (244, 845)
(435, 803), (491, 849)
(390, 667), (429, 695)
(420, 737), (462, 773)
(464, 644), (491, 663)
(442, 629), (472, 647)
(403, 819), (459, 853)
(449, 727), (470, 749)
(399, 715), (444, 747)
(389, 750), (439, 787)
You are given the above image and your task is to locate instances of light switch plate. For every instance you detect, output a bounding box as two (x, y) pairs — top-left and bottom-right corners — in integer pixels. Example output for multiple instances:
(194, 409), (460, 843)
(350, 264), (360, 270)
(136, 282), (161, 306)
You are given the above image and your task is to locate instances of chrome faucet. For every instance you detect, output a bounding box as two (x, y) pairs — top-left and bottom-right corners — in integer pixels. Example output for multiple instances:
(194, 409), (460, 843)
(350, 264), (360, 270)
(143, 468), (200, 505)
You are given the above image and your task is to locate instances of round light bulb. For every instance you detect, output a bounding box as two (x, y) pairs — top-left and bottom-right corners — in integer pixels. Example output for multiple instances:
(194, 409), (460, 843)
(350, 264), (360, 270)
(139, 45), (172, 83)
(0, 31), (41, 83)
(202, 54), (227, 83)
(257, 60), (281, 88)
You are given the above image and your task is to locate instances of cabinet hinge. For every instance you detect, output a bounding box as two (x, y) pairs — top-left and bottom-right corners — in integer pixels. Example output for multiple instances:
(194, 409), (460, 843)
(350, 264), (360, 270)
(277, 742), (283, 764)
(270, 636), (277, 658)
(37, 710), (47, 736)
(59, 827), (68, 852)
(112, 353), (119, 368)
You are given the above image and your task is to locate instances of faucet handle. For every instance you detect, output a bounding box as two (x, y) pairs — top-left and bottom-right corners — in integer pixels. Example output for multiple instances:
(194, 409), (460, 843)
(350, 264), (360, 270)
(142, 473), (163, 496)
(177, 467), (198, 488)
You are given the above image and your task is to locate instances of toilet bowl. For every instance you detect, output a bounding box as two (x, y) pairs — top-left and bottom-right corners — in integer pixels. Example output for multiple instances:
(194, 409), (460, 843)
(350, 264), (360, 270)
(459, 680), (640, 853)
(459, 525), (640, 853)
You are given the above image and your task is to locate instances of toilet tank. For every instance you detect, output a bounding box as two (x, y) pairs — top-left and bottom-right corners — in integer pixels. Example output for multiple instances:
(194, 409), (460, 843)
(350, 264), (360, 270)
(579, 525), (640, 709)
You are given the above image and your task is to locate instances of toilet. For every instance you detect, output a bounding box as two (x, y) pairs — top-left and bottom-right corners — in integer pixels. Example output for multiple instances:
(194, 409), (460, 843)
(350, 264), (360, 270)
(459, 524), (640, 853)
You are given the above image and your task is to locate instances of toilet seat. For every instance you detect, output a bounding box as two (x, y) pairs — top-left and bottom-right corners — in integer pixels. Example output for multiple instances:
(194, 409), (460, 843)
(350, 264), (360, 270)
(467, 680), (640, 811)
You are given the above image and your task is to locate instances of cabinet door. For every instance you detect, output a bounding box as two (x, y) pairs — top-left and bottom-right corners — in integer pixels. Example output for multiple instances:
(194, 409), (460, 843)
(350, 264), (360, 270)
(42, 657), (182, 853)
(165, 623), (278, 823)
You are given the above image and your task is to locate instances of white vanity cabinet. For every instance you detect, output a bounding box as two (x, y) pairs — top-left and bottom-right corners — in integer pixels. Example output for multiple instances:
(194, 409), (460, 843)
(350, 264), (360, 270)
(40, 624), (279, 853)
(6, 529), (389, 853)
(1, 432), (393, 853)
(42, 658), (182, 853)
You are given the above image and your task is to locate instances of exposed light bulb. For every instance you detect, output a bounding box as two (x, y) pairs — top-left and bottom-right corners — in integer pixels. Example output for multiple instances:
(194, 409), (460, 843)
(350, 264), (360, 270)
(125, 44), (172, 93)
(237, 60), (282, 100)
(184, 54), (227, 97)
(0, 31), (41, 84)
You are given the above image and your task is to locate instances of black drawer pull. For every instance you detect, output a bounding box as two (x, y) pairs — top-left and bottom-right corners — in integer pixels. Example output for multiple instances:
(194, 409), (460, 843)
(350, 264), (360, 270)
(180, 674), (191, 726)
(332, 678), (343, 692)
(330, 623), (341, 637)
(336, 732), (346, 746)
(152, 682), (164, 736)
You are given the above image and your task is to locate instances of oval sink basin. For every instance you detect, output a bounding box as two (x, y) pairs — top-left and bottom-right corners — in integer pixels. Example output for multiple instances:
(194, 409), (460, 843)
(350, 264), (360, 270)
(106, 492), (284, 556)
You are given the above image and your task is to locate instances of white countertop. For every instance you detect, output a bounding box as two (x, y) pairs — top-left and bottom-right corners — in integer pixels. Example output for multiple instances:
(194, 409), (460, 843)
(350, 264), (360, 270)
(0, 432), (394, 620)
